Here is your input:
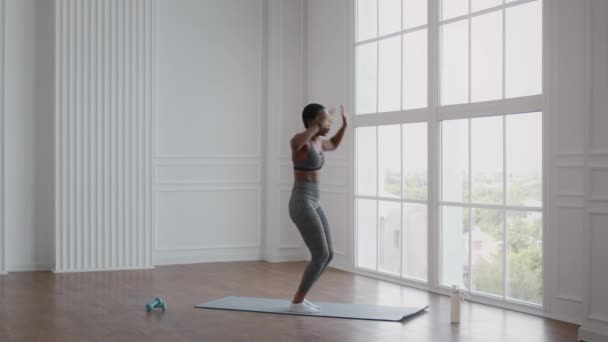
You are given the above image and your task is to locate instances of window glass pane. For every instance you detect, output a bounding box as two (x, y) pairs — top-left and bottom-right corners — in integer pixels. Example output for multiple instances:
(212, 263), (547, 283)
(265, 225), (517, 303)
(507, 112), (542, 207)
(441, 20), (469, 105)
(356, 126), (377, 196)
(379, 201), (401, 275)
(471, 0), (501, 13)
(441, 119), (469, 203)
(379, 0), (401, 36)
(441, 0), (468, 21)
(441, 206), (470, 289)
(507, 210), (542, 305)
(404, 0), (427, 29)
(403, 30), (428, 110)
(471, 11), (503, 102)
(379, 36), (402, 112)
(357, 199), (378, 270)
(403, 203), (428, 280)
(506, 1), (542, 98)
(471, 116), (503, 205)
(403, 122), (427, 200)
(357, 0), (378, 42)
(471, 208), (504, 296)
(356, 42), (378, 115)
(378, 125), (401, 198)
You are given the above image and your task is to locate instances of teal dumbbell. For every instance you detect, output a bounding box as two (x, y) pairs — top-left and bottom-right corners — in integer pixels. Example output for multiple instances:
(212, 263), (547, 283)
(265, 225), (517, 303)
(145, 297), (167, 312)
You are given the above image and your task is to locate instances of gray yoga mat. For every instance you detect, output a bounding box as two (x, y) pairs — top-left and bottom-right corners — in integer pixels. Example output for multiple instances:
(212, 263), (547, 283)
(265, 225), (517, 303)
(195, 296), (428, 321)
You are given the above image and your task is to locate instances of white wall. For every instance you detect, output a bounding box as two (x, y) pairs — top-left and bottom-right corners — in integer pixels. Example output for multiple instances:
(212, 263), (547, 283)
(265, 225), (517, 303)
(306, 0), (354, 270)
(577, 1), (608, 339)
(4, 0), (54, 272)
(546, 1), (608, 340)
(154, 0), (264, 265)
(263, 0), (312, 262)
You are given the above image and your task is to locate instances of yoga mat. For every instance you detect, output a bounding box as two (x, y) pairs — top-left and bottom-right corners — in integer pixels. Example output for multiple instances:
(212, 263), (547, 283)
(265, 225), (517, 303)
(195, 296), (428, 321)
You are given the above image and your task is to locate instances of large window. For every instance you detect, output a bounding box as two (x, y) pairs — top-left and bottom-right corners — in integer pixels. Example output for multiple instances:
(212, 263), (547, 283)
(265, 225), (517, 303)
(354, 0), (543, 307)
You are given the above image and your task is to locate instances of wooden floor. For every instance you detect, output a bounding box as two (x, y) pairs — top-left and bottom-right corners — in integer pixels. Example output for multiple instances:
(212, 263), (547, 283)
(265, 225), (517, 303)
(0, 261), (578, 342)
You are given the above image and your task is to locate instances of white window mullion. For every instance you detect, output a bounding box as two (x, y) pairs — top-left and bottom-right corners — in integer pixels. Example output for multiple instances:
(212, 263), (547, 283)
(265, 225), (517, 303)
(428, 0), (440, 289)
(438, 200), (542, 212)
(376, 0), (380, 273)
(468, 117), (473, 292)
(376, 126), (380, 272)
(354, 108), (431, 127)
(437, 94), (543, 121)
(467, 0), (472, 104)
(502, 5), (506, 99)
(376, 0), (380, 114)
(438, 0), (536, 26)
(400, 0), (404, 111)
(400, 122), (404, 278)
(503, 115), (508, 300)
(356, 25), (429, 46)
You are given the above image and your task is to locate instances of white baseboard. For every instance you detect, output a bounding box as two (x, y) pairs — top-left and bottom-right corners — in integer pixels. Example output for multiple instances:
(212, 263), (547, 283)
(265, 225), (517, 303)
(53, 265), (155, 273)
(543, 311), (582, 326)
(8, 264), (54, 272)
(154, 247), (262, 266)
(327, 254), (352, 272)
(579, 326), (608, 342)
(263, 249), (305, 263)
(300, 253), (352, 272)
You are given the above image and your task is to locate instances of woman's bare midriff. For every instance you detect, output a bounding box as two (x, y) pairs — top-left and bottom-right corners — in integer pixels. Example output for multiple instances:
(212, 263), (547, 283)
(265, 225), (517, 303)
(293, 169), (320, 183)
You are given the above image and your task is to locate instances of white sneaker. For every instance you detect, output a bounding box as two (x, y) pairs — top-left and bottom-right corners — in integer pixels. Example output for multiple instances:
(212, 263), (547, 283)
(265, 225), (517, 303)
(303, 299), (320, 309)
(288, 302), (320, 314)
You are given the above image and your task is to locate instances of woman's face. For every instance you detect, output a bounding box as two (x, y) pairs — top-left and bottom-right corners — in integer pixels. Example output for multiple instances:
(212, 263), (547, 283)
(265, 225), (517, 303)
(316, 110), (332, 136)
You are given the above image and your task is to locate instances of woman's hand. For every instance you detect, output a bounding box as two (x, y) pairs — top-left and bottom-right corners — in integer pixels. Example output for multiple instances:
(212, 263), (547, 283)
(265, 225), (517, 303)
(340, 105), (349, 128)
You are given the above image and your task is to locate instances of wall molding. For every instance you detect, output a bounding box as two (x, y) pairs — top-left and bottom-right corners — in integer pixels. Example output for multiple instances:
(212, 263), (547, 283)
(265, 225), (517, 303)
(579, 326), (608, 342)
(154, 162), (262, 186)
(555, 199), (585, 209)
(557, 294), (584, 304)
(278, 244), (302, 250)
(154, 185), (260, 193)
(153, 246), (261, 266)
(588, 314), (608, 325)
(155, 180), (262, 187)
(155, 154), (262, 161)
(155, 243), (260, 253)
(154, 159), (261, 166)
(589, 150), (608, 157)
(555, 192), (585, 198)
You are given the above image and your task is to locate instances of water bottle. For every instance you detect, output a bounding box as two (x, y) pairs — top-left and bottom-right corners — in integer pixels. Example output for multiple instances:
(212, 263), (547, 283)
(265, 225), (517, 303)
(450, 285), (461, 324)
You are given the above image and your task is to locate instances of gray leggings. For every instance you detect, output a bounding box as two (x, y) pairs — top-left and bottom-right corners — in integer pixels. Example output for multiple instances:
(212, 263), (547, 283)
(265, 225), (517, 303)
(288, 181), (334, 295)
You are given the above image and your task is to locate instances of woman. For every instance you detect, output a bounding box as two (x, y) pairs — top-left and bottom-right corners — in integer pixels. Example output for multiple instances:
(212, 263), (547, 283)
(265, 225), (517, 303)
(287, 103), (349, 313)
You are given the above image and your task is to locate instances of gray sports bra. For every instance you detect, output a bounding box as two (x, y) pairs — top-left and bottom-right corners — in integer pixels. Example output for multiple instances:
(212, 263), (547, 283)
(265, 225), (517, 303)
(293, 143), (325, 171)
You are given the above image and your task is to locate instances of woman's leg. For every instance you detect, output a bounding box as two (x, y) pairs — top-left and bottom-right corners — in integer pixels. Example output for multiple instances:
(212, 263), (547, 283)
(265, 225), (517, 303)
(290, 201), (330, 302)
(314, 205), (334, 280)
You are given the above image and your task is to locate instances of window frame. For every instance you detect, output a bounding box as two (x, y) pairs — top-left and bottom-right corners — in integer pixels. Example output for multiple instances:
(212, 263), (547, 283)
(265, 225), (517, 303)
(351, 0), (546, 313)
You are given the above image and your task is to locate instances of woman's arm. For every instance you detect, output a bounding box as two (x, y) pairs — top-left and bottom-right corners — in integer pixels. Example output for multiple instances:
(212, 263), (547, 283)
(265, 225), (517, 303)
(291, 122), (321, 152)
(322, 105), (349, 151)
